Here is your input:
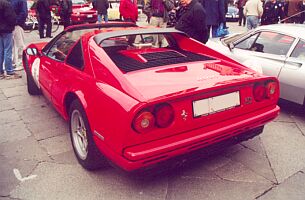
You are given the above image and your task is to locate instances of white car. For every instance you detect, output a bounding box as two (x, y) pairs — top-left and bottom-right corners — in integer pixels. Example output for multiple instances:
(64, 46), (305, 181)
(207, 24), (305, 106)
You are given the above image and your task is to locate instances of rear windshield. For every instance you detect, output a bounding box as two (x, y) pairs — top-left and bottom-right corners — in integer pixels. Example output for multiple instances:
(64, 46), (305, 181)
(100, 33), (215, 73)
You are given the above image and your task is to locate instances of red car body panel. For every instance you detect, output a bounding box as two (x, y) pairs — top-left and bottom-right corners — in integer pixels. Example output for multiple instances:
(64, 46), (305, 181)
(23, 23), (280, 171)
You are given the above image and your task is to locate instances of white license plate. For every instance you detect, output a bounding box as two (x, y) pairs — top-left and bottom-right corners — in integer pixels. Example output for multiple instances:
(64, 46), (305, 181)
(87, 14), (93, 18)
(193, 91), (240, 117)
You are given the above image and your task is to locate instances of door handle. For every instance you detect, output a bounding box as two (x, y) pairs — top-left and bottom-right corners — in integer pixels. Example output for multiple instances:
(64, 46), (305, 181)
(284, 61), (302, 69)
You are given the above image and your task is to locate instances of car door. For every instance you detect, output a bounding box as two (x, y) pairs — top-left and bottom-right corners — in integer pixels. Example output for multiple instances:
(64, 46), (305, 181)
(232, 31), (295, 78)
(51, 40), (86, 115)
(39, 53), (59, 101)
(278, 39), (305, 105)
(40, 32), (77, 109)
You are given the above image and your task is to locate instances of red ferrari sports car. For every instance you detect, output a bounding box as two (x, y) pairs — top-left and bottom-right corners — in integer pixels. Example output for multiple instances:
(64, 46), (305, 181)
(23, 22), (280, 171)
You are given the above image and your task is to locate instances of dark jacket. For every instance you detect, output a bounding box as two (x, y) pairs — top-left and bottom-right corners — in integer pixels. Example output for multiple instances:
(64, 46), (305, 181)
(261, 1), (285, 25)
(10, 0), (28, 27)
(298, 1), (305, 23)
(94, 0), (109, 15)
(203, 0), (225, 26)
(59, 0), (72, 16)
(175, 0), (208, 44)
(36, 0), (51, 19)
(0, 0), (16, 33)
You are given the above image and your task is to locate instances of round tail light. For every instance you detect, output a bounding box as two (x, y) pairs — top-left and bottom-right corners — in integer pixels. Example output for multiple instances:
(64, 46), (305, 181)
(154, 104), (174, 128)
(133, 111), (155, 133)
(266, 81), (277, 99)
(253, 84), (266, 102)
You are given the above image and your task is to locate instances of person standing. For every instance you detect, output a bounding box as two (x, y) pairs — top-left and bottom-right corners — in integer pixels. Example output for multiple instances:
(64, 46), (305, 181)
(298, 0), (305, 23)
(94, 0), (109, 23)
(203, 0), (226, 38)
(287, 0), (302, 23)
(10, 0), (28, 71)
(144, 0), (175, 28)
(144, 0), (175, 46)
(59, 0), (72, 29)
(243, 0), (263, 30)
(261, 0), (284, 25)
(235, 0), (246, 26)
(119, 0), (138, 23)
(36, 0), (52, 38)
(175, 0), (208, 44)
(0, 0), (21, 79)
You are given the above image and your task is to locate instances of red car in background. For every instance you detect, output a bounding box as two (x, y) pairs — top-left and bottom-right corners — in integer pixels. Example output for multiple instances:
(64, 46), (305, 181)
(70, 0), (97, 24)
(23, 23), (280, 172)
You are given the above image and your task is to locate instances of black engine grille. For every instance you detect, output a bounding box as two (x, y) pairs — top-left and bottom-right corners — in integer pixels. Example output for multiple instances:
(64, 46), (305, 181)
(108, 50), (215, 73)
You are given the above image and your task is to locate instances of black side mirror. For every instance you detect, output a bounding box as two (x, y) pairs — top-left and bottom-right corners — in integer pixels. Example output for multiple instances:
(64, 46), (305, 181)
(227, 42), (234, 52)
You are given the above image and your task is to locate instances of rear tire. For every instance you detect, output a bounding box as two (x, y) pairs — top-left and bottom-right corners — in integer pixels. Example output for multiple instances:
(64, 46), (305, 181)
(69, 99), (109, 170)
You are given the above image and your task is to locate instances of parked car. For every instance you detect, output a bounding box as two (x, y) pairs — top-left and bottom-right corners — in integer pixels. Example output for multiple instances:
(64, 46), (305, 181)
(70, 0), (98, 24)
(23, 22), (279, 172)
(226, 6), (239, 22)
(108, 0), (121, 20)
(207, 24), (305, 106)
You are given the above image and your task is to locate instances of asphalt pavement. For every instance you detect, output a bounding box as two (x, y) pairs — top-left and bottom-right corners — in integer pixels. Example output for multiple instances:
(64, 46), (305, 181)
(1, 22), (305, 200)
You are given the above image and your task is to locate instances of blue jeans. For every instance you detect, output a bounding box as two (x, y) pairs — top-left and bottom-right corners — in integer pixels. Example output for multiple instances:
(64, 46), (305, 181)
(0, 33), (14, 75)
(207, 25), (218, 38)
(246, 16), (259, 30)
(98, 14), (108, 23)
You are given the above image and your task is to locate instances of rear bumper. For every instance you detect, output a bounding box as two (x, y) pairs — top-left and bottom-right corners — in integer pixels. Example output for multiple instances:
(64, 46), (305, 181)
(99, 106), (279, 171)
(71, 15), (97, 23)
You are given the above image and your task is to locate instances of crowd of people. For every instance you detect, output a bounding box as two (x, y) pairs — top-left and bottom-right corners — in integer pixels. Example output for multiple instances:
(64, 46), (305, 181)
(0, 0), (74, 79)
(1, 0), (305, 80)
(0, 0), (27, 79)
(237, 0), (305, 30)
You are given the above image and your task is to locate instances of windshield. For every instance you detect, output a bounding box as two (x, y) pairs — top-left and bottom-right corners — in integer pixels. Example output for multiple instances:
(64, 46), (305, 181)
(228, 7), (238, 14)
(72, 0), (86, 4)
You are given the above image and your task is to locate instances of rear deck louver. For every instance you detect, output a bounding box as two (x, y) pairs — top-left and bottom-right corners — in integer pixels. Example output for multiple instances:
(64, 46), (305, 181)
(109, 50), (215, 73)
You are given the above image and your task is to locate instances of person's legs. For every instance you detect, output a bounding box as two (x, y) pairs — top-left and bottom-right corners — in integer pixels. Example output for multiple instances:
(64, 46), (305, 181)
(0, 35), (4, 77)
(46, 17), (52, 37)
(211, 25), (218, 38)
(246, 16), (252, 30)
(150, 16), (162, 46)
(252, 16), (259, 29)
(238, 8), (243, 26)
(62, 15), (69, 29)
(242, 14), (246, 26)
(2, 33), (14, 75)
(98, 14), (102, 23)
(103, 14), (108, 22)
(12, 26), (25, 69)
(38, 18), (45, 38)
(207, 25), (212, 38)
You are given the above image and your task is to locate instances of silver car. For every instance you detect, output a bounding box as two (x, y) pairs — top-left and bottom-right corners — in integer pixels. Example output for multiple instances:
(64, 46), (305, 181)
(207, 24), (305, 106)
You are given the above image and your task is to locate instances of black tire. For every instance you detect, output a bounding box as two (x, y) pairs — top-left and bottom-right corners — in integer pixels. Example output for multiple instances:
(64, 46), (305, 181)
(24, 57), (41, 95)
(69, 99), (109, 170)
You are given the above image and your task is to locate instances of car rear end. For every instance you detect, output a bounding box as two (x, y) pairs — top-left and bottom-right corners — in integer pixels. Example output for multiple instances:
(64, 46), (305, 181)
(90, 29), (280, 171)
(118, 69), (279, 171)
(71, 8), (97, 24)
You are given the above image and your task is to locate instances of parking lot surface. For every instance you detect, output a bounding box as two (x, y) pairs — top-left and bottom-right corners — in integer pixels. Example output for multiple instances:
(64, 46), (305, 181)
(1, 23), (305, 200)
